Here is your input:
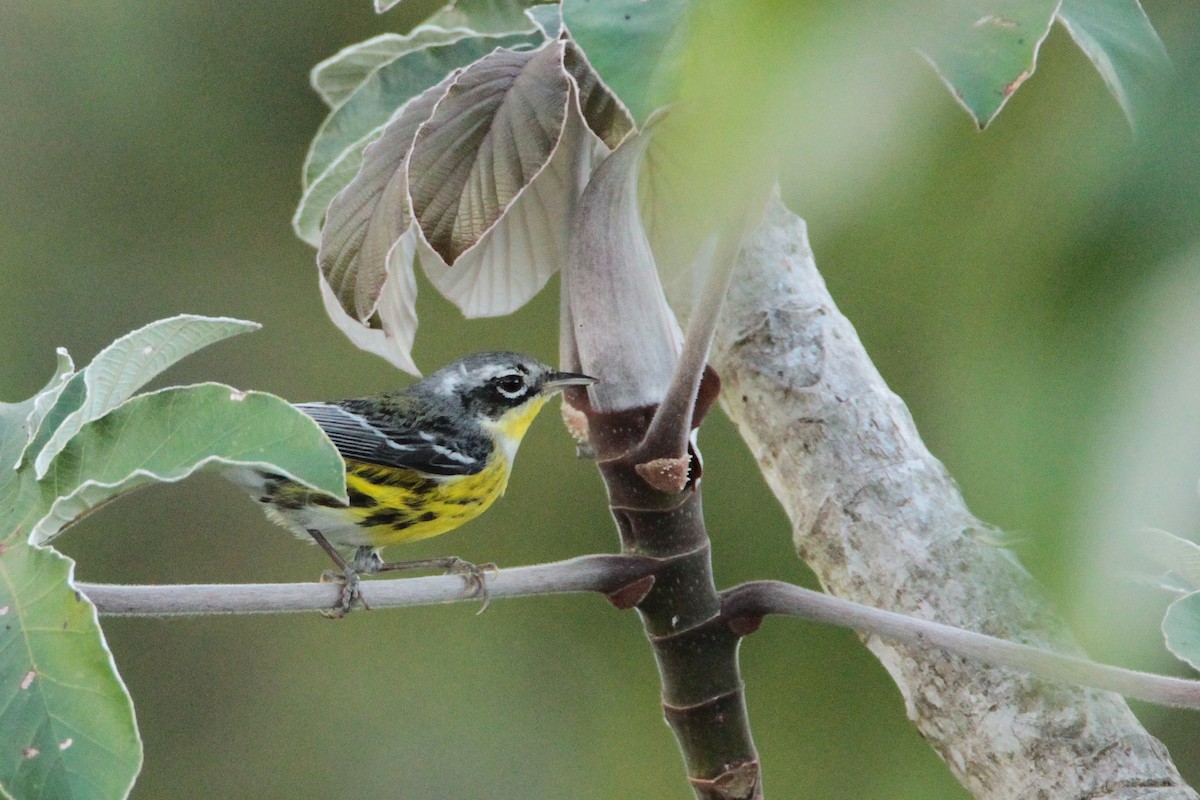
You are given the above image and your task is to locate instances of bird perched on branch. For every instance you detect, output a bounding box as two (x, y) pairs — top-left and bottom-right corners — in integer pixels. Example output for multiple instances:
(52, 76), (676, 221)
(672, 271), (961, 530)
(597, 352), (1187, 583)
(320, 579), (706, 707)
(228, 351), (595, 616)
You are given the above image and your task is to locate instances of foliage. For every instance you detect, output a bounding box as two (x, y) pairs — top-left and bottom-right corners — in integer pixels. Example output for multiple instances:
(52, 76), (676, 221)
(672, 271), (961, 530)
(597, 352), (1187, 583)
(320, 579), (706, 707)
(0, 316), (344, 800)
(0, 0), (1184, 798)
(300, 0), (1170, 376)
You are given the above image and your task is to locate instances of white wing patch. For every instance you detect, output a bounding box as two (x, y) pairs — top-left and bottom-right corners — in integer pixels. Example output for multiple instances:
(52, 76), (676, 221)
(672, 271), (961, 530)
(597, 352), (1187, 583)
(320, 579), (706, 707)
(416, 430), (477, 464)
(303, 402), (416, 452)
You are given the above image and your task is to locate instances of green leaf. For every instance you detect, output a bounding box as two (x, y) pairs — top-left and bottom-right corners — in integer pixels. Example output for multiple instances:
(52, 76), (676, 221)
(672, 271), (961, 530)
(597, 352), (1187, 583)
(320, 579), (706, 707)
(302, 30), (542, 188)
(1163, 592), (1200, 672)
(526, 3), (562, 41)
(293, 130), (378, 248)
(311, 32), (460, 110)
(32, 315), (259, 479)
(915, 0), (1059, 129)
(1056, 0), (1171, 134)
(1141, 528), (1200, 591)
(2, 408), (48, 540)
(0, 539), (141, 800)
(0, 367), (140, 800)
(14, 349), (77, 472)
(31, 383), (347, 545)
(562, 0), (689, 126)
(424, 0), (544, 35)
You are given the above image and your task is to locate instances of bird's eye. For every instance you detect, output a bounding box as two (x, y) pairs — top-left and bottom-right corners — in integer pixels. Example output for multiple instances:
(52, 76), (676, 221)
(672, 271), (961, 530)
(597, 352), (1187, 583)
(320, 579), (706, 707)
(493, 373), (528, 399)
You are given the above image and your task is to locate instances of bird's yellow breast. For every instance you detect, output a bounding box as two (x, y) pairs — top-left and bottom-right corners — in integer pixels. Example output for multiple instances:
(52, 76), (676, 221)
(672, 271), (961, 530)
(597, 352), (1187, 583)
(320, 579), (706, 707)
(339, 455), (511, 547)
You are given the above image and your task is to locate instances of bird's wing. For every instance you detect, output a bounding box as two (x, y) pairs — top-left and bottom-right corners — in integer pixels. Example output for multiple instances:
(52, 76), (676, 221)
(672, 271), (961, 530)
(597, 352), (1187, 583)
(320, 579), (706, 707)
(295, 401), (484, 477)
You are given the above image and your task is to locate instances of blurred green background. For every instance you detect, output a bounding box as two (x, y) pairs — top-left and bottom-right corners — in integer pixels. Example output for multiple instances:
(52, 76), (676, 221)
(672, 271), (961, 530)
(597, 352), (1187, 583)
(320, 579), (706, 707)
(2, 1), (1199, 797)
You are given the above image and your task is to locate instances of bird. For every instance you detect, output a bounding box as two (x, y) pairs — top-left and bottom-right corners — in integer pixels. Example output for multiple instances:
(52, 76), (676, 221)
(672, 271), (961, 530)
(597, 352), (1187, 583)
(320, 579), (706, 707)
(227, 351), (596, 616)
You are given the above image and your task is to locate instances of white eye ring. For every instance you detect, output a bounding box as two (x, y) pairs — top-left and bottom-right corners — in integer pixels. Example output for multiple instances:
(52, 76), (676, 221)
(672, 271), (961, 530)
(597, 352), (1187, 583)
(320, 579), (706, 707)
(494, 371), (528, 399)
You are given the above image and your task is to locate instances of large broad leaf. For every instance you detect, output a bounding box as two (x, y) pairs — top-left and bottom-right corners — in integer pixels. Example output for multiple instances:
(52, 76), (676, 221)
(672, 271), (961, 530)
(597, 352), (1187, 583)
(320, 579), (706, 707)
(293, 132), (378, 248)
(302, 30), (541, 188)
(315, 72), (459, 376)
(1163, 592), (1200, 673)
(317, 39), (615, 366)
(0, 324), (352, 800)
(408, 42), (572, 265)
(561, 0), (689, 126)
(418, 85), (609, 317)
(1056, 0), (1171, 134)
(0, 538), (141, 800)
(916, 0), (1059, 129)
(319, 74), (456, 322)
(0, 369), (140, 800)
(31, 383), (347, 545)
(32, 316), (259, 478)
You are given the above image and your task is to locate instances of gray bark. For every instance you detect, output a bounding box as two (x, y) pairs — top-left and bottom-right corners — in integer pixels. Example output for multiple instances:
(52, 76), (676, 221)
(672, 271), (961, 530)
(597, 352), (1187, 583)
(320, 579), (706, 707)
(710, 194), (1196, 799)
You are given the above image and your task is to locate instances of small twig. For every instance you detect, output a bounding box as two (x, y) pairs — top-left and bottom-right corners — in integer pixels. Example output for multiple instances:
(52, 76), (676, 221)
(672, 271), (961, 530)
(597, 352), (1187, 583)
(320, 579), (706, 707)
(722, 581), (1200, 711)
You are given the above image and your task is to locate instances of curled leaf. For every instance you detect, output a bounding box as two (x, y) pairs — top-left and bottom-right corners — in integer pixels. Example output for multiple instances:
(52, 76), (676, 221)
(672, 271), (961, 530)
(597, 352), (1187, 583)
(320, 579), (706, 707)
(303, 30), (539, 188)
(32, 316), (260, 479)
(1056, 0), (1171, 135)
(319, 73), (456, 322)
(564, 42), (634, 149)
(318, 234), (421, 376)
(419, 81), (608, 316)
(563, 126), (683, 412)
(408, 42), (572, 265)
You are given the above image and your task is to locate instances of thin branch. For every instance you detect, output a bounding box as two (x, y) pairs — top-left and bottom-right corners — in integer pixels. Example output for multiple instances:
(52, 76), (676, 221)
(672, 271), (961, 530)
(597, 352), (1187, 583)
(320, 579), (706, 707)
(78, 554), (658, 616)
(722, 581), (1200, 712)
(76, 552), (1200, 716)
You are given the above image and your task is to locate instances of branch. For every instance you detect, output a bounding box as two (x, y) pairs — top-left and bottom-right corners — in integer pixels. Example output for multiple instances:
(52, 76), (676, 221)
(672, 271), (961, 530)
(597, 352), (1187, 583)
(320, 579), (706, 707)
(710, 192), (1198, 799)
(722, 581), (1200, 711)
(77, 555), (658, 616)
(78, 552), (1200, 713)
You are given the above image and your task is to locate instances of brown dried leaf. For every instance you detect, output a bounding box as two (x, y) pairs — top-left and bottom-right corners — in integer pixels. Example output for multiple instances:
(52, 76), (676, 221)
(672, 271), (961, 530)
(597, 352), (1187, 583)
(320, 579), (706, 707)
(408, 41), (571, 265)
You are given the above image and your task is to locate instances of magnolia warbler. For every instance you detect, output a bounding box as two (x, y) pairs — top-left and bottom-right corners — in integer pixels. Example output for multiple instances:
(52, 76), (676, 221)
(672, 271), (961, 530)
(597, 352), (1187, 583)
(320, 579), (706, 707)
(229, 351), (595, 615)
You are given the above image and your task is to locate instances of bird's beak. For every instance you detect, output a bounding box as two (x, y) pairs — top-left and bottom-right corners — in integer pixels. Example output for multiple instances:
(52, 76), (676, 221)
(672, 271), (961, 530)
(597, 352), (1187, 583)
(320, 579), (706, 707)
(543, 371), (598, 392)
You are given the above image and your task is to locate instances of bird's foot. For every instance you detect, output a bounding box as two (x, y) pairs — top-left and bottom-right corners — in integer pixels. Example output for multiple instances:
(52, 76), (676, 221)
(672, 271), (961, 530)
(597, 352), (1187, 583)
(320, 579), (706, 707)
(318, 566), (369, 618)
(444, 558), (499, 614)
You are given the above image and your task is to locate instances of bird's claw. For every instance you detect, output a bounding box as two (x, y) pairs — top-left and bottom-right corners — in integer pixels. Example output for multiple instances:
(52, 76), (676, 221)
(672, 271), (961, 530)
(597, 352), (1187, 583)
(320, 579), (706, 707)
(443, 559), (498, 614)
(318, 567), (369, 618)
